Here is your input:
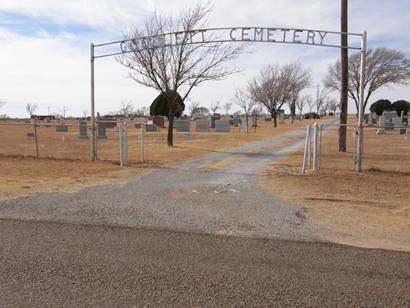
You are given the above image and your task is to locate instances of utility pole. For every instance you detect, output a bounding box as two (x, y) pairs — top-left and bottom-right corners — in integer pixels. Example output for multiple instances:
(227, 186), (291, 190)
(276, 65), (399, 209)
(90, 43), (97, 161)
(339, 0), (348, 152)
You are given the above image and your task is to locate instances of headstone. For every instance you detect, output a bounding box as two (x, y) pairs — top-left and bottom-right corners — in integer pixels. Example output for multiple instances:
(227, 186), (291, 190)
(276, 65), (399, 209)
(278, 111), (285, 124)
(368, 112), (373, 127)
(210, 115), (220, 128)
(241, 116), (248, 131)
(104, 121), (116, 129)
(252, 114), (258, 128)
(406, 130), (410, 140)
(195, 119), (209, 132)
(175, 120), (190, 132)
(233, 117), (240, 127)
(215, 120), (230, 132)
(78, 120), (89, 139)
(385, 122), (394, 131)
(146, 124), (158, 132)
(392, 117), (403, 128)
(97, 122), (107, 139)
(376, 115), (386, 135)
(153, 116), (165, 128)
(56, 118), (68, 132)
(383, 111), (397, 121)
(182, 132), (191, 141)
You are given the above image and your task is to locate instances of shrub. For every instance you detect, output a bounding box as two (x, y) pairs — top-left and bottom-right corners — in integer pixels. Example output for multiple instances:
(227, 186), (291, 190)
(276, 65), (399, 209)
(391, 100), (410, 116)
(369, 99), (392, 115)
(304, 112), (320, 119)
(150, 90), (185, 118)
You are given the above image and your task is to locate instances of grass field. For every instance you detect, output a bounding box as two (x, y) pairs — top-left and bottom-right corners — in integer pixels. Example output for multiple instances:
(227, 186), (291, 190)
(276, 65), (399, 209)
(0, 117), (321, 199)
(261, 123), (410, 251)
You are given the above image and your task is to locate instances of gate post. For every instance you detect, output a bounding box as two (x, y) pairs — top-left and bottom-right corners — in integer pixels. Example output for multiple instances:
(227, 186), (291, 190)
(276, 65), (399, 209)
(90, 43), (97, 161)
(356, 30), (367, 172)
(119, 122), (128, 167)
(312, 122), (319, 172)
(302, 125), (311, 174)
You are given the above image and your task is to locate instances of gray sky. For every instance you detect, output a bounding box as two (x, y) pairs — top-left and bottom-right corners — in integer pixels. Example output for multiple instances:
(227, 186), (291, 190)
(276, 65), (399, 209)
(0, 0), (409, 117)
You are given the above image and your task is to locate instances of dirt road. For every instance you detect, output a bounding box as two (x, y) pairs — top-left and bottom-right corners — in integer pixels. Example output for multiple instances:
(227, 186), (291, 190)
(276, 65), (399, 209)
(0, 128), (317, 241)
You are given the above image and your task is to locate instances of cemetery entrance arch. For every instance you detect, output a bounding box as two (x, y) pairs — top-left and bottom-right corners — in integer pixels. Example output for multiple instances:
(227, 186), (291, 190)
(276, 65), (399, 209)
(90, 26), (367, 171)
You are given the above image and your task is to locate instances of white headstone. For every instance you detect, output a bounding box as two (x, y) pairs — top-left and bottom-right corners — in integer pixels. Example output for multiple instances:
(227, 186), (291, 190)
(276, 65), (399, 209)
(392, 117), (402, 128)
(368, 112), (373, 127)
(215, 120), (230, 132)
(376, 115), (386, 135)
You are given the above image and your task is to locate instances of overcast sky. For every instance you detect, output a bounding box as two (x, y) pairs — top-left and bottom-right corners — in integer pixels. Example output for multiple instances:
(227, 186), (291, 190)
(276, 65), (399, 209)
(0, 0), (409, 117)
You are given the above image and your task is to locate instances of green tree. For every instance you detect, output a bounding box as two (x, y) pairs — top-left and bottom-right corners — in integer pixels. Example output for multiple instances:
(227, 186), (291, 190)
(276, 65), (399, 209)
(391, 100), (410, 116)
(369, 99), (391, 115)
(150, 91), (185, 118)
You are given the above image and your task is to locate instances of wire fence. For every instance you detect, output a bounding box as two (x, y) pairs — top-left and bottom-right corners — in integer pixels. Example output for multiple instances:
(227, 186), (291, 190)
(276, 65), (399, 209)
(303, 118), (410, 174)
(0, 118), (253, 164)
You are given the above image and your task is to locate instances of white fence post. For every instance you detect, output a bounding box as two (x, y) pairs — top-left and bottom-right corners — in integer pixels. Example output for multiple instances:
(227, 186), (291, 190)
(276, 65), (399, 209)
(119, 122), (128, 167)
(318, 124), (323, 170)
(312, 122), (319, 172)
(302, 125), (311, 174)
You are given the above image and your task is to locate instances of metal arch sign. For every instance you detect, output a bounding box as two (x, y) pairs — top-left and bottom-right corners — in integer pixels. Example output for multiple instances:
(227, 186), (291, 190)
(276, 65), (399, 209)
(93, 27), (363, 59)
(90, 27), (367, 168)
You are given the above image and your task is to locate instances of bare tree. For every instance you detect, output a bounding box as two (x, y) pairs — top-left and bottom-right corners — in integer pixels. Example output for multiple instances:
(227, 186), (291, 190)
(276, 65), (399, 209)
(315, 85), (328, 116)
(59, 106), (70, 118)
(0, 100), (7, 118)
(187, 101), (200, 117)
(296, 95), (308, 120)
(327, 97), (338, 114)
(288, 70), (311, 124)
(232, 87), (256, 133)
(249, 62), (310, 127)
(82, 110), (89, 119)
(324, 47), (410, 114)
(223, 101), (232, 115)
(117, 4), (244, 146)
(306, 96), (314, 114)
(119, 100), (134, 118)
(210, 101), (220, 114)
(26, 103), (38, 117)
(134, 106), (148, 117)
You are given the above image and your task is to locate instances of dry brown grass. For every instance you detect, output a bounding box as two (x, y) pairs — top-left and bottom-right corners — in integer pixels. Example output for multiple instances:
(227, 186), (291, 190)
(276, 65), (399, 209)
(0, 118), (321, 199)
(261, 123), (410, 251)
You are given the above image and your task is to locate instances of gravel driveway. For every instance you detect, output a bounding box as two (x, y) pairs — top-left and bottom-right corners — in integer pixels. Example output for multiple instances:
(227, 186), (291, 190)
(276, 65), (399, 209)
(0, 127), (318, 241)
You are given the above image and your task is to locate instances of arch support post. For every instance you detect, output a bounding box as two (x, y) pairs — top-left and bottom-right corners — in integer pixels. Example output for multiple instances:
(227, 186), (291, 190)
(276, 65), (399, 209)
(355, 31), (367, 172)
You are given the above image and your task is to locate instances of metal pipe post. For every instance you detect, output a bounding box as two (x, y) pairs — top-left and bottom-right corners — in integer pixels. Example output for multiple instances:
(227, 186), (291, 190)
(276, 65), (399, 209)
(312, 123), (319, 172)
(356, 31), (367, 172)
(90, 43), (97, 161)
(302, 125), (311, 174)
(318, 124), (323, 170)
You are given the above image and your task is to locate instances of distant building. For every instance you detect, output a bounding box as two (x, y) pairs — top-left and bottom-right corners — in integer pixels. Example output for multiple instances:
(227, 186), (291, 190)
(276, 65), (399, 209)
(31, 115), (56, 121)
